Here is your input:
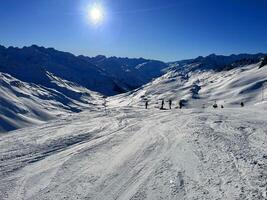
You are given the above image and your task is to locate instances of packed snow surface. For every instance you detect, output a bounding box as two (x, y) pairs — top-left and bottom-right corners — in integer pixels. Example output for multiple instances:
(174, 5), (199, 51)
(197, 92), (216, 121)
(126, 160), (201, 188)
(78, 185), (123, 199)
(0, 103), (266, 199)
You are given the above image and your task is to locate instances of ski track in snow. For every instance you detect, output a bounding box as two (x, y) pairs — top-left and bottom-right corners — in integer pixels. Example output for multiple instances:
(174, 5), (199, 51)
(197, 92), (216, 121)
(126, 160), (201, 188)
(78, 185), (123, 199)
(0, 106), (267, 200)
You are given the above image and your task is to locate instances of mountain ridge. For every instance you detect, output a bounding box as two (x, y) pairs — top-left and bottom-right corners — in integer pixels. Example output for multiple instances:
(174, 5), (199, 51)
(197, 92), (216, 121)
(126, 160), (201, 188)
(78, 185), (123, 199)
(0, 44), (267, 133)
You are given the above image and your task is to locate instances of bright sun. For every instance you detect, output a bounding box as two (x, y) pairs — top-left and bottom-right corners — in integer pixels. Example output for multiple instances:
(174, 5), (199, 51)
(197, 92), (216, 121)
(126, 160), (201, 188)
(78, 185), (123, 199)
(89, 5), (104, 24)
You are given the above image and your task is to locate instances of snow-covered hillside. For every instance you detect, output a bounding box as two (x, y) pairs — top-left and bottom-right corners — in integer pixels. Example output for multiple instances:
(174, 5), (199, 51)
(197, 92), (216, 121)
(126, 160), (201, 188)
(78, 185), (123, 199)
(0, 45), (168, 96)
(0, 71), (103, 133)
(0, 45), (167, 133)
(0, 45), (127, 96)
(0, 49), (267, 199)
(109, 60), (267, 109)
(0, 103), (266, 199)
(1, 50), (266, 133)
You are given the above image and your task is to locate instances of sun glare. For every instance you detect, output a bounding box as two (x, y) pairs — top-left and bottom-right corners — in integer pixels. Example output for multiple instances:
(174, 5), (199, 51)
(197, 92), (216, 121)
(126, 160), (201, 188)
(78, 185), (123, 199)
(89, 5), (104, 24)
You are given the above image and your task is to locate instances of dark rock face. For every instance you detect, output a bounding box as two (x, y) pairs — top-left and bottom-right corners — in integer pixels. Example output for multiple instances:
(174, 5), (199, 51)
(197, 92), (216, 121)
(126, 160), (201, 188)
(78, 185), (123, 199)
(259, 57), (267, 69)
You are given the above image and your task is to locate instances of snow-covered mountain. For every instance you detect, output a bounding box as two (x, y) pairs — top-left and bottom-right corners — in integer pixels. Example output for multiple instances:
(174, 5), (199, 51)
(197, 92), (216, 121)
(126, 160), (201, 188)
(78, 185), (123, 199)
(1, 48), (267, 199)
(79, 55), (168, 90)
(109, 55), (267, 109)
(169, 53), (265, 72)
(0, 45), (168, 95)
(0, 45), (168, 132)
(0, 46), (266, 133)
(0, 45), (125, 96)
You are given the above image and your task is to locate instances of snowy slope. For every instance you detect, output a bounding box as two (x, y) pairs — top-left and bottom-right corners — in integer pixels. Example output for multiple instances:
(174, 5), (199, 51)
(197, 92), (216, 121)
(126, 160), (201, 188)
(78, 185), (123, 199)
(109, 60), (267, 109)
(0, 50), (267, 199)
(1, 47), (266, 133)
(0, 45), (170, 133)
(0, 71), (103, 133)
(0, 104), (266, 199)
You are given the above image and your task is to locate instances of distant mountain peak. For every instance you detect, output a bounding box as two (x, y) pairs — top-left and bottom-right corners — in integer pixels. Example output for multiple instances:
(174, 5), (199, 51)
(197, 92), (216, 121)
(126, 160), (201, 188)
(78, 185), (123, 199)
(207, 53), (217, 57)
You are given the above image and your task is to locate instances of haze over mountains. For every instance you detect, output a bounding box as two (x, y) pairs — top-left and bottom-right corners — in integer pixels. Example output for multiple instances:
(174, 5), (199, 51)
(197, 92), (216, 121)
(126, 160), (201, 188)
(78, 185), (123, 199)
(0, 44), (266, 133)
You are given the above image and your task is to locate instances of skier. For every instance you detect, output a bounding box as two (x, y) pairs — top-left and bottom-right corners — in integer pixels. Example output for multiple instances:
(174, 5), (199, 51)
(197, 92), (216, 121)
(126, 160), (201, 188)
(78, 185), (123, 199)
(160, 100), (165, 110)
(103, 97), (107, 113)
(169, 99), (172, 109)
(145, 101), (148, 109)
(213, 101), (218, 109)
(241, 102), (244, 107)
(179, 100), (183, 109)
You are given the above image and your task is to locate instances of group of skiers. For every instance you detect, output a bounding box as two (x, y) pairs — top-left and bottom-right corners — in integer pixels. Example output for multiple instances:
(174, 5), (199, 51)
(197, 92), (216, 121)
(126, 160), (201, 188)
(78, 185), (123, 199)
(145, 100), (245, 110)
(160, 99), (172, 110)
(213, 101), (245, 109)
(145, 99), (184, 110)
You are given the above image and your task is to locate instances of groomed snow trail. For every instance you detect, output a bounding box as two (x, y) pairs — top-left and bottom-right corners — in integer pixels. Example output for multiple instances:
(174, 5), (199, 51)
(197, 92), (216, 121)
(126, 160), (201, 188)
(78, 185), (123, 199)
(0, 106), (266, 199)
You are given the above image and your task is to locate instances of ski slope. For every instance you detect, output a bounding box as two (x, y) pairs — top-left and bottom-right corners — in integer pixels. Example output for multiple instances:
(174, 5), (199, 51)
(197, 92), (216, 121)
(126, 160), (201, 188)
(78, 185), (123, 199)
(109, 61), (267, 109)
(1, 103), (266, 199)
(1, 48), (266, 134)
(0, 51), (266, 199)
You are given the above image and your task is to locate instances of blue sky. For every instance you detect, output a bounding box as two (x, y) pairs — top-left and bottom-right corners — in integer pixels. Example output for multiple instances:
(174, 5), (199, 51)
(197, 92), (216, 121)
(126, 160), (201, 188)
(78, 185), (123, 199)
(0, 0), (267, 61)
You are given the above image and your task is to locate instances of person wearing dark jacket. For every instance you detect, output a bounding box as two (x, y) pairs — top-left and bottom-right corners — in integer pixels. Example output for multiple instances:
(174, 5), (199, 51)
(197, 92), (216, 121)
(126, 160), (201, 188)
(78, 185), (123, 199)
(169, 100), (172, 109)
(161, 100), (165, 110)
(145, 101), (148, 109)
(179, 100), (183, 109)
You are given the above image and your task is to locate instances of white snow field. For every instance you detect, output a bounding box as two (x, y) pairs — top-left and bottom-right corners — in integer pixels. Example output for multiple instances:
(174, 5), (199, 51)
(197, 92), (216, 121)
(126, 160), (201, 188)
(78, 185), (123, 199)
(0, 56), (267, 199)
(0, 103), (267, 199)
